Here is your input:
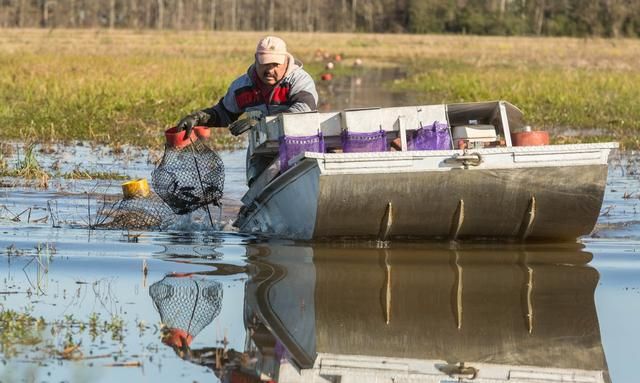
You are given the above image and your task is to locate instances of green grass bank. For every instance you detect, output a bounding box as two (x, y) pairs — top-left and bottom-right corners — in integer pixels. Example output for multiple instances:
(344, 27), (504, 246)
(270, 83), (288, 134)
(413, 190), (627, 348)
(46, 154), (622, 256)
(1, 29), (639, 148)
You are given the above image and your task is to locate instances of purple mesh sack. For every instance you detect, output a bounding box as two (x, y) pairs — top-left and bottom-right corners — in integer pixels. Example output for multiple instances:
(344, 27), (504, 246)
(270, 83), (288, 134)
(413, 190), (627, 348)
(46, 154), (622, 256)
(342, 129), (388, 153)
(279, 132), (325, 172)
(408, 121), (452, 150)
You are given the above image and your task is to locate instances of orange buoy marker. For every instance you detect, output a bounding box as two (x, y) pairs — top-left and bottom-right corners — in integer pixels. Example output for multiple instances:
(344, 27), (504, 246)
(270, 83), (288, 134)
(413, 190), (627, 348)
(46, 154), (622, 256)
(511, 131), (549, 146)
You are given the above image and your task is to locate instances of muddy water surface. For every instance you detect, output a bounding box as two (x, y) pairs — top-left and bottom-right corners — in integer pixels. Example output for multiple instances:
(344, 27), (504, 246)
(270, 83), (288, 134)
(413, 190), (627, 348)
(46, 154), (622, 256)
(1, 73), (640, 383)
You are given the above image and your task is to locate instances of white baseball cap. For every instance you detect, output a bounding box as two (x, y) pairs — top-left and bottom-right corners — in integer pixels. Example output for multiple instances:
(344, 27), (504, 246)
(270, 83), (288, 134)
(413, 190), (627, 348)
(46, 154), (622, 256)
(255, 36), (288, 65)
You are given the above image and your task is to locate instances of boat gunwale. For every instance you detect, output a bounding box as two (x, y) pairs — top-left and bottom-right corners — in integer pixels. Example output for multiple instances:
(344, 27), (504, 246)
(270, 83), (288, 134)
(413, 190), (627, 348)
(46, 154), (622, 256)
(298, 142), (619, 162)
(243, 143), (618, 202)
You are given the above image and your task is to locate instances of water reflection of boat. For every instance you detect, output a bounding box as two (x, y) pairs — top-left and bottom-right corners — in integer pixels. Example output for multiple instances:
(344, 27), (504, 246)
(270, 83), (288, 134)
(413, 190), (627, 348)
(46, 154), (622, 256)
(240, 243), (609, 383)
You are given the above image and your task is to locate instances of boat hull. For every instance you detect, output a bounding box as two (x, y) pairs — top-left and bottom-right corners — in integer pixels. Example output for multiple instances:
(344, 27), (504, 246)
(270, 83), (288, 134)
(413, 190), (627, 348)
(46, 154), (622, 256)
(314, 165), (607, 239)
(235, 144), (616, 241)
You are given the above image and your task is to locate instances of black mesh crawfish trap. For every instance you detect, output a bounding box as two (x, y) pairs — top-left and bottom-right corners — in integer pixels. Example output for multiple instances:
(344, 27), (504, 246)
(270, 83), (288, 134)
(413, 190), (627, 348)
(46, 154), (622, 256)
(96, 193), (175, 231)
(152, 127), (224, 215)
(94, 178), (176, 231)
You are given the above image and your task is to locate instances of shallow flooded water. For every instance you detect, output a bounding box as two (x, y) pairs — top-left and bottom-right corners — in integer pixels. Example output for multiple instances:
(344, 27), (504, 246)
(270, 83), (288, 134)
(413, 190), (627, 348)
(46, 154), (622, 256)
(317, 67), (417, 112)
(2, 73), (640, 382)
(1, 144), (639, 383)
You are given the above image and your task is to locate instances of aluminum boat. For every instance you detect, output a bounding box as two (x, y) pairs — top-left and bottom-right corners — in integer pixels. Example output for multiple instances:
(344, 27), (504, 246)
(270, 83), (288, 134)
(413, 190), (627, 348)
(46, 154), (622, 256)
(234, 101), (617, 241)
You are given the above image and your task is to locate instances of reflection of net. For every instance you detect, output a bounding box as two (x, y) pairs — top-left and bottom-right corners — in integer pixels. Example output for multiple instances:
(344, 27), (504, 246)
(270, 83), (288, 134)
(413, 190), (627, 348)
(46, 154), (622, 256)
(160, 244), (223, 259)
(96, 193), (175, 230)
(152, 140), (224, 215)
(149, 275), (223, 339)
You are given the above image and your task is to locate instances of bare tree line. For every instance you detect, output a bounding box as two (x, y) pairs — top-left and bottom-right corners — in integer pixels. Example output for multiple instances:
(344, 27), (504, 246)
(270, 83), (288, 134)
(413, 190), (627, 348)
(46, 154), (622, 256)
(0, 0), (638, 37)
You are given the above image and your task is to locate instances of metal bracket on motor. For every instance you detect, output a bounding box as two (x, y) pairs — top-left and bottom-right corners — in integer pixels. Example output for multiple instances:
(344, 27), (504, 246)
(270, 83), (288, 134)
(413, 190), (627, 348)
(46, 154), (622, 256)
(445, 150), (483, 168)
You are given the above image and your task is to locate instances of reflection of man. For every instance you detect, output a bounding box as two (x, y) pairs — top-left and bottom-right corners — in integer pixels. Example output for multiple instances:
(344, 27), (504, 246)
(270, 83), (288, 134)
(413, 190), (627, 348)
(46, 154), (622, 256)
(175, 36), (318, 137)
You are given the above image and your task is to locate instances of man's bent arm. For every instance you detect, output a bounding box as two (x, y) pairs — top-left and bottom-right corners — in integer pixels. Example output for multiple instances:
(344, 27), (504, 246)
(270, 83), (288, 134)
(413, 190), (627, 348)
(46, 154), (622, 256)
(200, 98), (242, 127)
(199, 75), (247, 127)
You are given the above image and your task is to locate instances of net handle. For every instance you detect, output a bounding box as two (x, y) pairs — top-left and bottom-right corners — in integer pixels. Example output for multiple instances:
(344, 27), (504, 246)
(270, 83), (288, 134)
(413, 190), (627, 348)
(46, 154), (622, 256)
(165, 126), (211, 149)
(188, 137), (216, 228)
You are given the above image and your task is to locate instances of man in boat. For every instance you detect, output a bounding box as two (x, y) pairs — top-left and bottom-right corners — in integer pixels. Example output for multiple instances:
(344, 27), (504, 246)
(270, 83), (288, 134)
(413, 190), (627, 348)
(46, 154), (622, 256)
(175, 35), (319, 185)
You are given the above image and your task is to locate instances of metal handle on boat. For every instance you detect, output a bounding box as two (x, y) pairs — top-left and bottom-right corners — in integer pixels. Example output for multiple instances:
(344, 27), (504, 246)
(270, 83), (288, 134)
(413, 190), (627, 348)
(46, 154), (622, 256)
(445, 152), (483, 167)
(436, 363), (478, 380)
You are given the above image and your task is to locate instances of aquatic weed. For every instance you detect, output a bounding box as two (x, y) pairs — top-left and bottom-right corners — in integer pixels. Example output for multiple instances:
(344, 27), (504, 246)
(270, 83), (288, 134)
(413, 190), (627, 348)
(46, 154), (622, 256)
(0, 144), (50, 188)
(34, 242), (56, 256)
(106, 315), (125, 342)
(3, 242), (55, 258)
(4, 244), (24, 256)
(0, 306), (134, 363)
(61, 165), (129, 180)
(0, 143), (15, 157)
(16, 144), (47, 177)
(0, 307), (45, 358)
(0, 153), (7, 172)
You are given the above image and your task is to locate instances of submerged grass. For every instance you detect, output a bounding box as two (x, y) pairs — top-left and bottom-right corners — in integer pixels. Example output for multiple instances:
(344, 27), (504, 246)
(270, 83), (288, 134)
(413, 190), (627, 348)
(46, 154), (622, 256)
(61, 166), (129, 180)
(0, 307), (128, 359)
(0, 153), (7, 172)
(0, 308), (45, 358)
(0, 143), (133, 186)
(1, 29), (639, 147)
(0, 144), (50, 188)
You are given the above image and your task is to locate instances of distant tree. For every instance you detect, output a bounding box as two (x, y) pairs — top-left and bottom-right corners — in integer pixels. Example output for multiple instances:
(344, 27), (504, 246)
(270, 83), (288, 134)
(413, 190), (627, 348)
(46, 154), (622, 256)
(157, 0), (163, 29)
(407, 0), (450, 33)
(0, 0), (638, 37)
(603, 0), (636, 37)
